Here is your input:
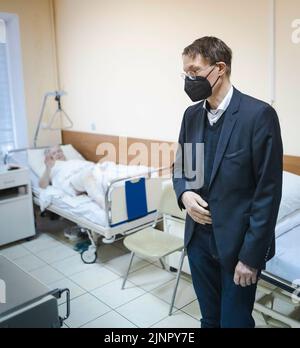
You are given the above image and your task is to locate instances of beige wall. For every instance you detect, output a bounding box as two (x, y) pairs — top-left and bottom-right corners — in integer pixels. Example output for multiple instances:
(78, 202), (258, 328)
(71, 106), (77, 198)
(276, 0), (300, 155)
(0, 0), (60, 147)
(54, 0), (273, 141)
(2, 0), (299, 155)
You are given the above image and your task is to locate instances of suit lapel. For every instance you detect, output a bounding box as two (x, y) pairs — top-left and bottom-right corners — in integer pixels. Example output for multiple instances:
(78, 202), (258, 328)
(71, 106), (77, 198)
(198, 106), (206, 143)
(208, 87), (242, 190)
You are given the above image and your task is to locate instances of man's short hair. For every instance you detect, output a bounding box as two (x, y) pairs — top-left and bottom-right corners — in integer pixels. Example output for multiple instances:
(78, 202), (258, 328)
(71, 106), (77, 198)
(183, 36), (232, 76)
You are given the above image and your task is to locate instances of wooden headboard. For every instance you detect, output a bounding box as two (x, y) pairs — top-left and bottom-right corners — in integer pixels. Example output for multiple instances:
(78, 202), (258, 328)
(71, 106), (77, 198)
(62, 130), (300, 175)
(62, 130), (176, 169)
(283, 155), (300, 176)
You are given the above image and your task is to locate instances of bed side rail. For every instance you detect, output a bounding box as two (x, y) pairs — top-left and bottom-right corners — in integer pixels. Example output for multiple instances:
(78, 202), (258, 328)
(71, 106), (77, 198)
(105, 166), (171, 227)
(260, 271), (300, 297)
(4, 146), (52, 165)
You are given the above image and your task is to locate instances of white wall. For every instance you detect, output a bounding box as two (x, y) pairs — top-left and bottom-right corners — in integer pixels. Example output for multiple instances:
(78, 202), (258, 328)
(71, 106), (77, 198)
(2, 0), (299, 154)
(54, 0), (274, 142)
(275, 0), (300, 155)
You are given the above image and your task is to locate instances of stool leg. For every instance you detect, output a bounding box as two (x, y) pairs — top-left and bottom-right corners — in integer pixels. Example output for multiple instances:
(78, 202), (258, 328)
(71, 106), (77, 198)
(169, 248), (185, 316)
(122, 251), (135, 290)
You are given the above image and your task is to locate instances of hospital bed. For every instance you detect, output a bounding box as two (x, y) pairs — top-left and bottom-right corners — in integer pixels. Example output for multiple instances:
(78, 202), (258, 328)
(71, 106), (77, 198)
(254, 169), (300, 328)
(5, 145), (167, 264)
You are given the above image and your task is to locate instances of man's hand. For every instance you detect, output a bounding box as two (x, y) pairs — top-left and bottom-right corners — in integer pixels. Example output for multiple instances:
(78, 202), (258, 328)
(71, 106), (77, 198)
(181, 191), (212, 225)
(234, 261), (258, 287)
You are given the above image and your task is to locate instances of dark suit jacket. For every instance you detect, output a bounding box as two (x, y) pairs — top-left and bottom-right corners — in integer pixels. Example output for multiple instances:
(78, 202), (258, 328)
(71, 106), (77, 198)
(172, 87), (283, 271)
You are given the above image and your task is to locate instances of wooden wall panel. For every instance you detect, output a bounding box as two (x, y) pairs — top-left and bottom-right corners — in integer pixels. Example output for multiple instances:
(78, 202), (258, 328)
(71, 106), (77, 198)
(283, 155), (300, 176)
(62, 130), (177, 171)
(62, 130), (300, 176)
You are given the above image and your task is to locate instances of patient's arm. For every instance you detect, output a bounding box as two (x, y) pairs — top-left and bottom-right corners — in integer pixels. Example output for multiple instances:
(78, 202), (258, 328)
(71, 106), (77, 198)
(39, 155), (55, 189)
(39, 168), (52, 189)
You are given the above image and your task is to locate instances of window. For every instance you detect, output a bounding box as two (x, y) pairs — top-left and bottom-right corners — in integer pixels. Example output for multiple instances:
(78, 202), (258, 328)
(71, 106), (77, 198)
(0, 18), (15, 155)
(0, 14), (28, 160)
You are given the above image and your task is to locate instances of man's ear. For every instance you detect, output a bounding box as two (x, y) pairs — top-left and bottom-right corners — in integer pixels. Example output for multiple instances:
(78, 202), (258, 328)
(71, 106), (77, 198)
(216, 62), (227, 76)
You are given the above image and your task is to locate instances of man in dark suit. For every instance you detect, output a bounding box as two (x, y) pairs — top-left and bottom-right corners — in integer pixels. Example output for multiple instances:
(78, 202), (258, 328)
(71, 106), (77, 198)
(172, 36), (283, 328)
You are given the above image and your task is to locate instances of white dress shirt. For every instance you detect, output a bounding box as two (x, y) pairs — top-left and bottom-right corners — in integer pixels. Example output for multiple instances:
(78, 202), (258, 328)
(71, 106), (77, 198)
(203, 85), (234, 126)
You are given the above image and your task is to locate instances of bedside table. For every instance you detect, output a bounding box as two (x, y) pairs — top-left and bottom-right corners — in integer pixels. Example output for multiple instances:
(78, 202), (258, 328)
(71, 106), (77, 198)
(0, 167), (36, 246)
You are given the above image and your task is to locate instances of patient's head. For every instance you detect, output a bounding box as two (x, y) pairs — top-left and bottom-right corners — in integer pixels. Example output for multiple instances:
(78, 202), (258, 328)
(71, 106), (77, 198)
(45, 145), (66, 162)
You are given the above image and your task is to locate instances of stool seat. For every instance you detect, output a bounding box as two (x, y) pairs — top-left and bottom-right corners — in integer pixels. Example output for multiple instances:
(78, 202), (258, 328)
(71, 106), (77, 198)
(124, 227), (184, 259)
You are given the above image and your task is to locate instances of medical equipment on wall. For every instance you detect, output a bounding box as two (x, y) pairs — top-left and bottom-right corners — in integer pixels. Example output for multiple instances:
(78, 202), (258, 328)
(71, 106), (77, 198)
(33, 91), (73, 148)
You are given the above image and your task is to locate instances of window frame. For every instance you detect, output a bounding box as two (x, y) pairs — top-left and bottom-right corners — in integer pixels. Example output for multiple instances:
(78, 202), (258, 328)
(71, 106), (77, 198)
(0, 13), (28, 152)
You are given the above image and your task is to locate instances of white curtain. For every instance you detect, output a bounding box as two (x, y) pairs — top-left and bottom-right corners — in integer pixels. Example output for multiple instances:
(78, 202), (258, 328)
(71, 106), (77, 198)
(0, 18), (14, 156)
(0, 19), (5, 44)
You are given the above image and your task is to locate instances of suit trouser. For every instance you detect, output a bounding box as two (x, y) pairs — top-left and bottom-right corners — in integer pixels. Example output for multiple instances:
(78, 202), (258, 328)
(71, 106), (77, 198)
(187, 225), (258, 328)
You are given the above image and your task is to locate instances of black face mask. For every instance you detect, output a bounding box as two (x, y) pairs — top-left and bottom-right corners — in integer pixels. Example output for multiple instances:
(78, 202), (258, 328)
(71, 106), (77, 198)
(184, 65), (220, 102)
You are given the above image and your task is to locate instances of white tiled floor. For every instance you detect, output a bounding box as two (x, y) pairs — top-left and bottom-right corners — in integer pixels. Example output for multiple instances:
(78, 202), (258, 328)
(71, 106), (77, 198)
(0, 244), (31, 260)
(22, 234), (60, 254)
(2, 226), (291, 328)
(151, 278), (197, 310)
(81, 311), (137, 328)
(12, 253), (47, 272)
(59, 293), (111, 328)
(36, 244), (77, 264)
(69, 265), (120, 291)
(126, 264), (176, 292)
(150, 310), (200, 328)
(51, 254), (98, 277)
(103, 253), (152, 276)
(91, 278), (146, 309)
(30, 265), (65, 285)
(116, 293), (176, 328)
(181, 300), (201, 321)
(0, 228), (199, 328)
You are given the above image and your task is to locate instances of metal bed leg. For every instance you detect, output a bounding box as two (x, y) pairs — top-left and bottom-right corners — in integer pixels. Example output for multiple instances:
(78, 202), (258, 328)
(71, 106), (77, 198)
(169, 248), (185, 316)
(122, 251), (135, 290)
(159, 258), (166, 270)
(86, 230), (97, 248)
(80, 229), (98, 264)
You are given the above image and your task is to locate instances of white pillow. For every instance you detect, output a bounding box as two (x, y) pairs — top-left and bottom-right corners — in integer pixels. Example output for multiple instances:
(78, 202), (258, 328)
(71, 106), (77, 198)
(27, 148), (46, 178)
(27, 144), (85, 178)
(277, 171), (300, 222)
(62, 144), (85, 162)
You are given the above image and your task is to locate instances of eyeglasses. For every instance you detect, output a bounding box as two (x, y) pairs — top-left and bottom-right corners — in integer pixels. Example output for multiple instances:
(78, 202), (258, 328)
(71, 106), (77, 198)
(180, 72), (200, 81)
(180, 64), (217, 81)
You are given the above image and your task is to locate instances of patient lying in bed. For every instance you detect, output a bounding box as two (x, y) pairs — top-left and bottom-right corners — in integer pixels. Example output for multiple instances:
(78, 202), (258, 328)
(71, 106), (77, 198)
(39, 146), (107, 208)
(39, 146), (151, 209)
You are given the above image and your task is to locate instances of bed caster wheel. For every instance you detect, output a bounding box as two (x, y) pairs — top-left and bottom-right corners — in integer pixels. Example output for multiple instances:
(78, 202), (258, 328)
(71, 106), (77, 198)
(81, 246), (97, 264)
(102, 235), (116, 244)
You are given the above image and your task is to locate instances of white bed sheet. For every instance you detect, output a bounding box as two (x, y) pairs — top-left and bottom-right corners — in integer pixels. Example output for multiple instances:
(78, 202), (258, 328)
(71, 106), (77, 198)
(33, 185), (109, 227)
(27, 159), (108, 227)
(9, 152), (149, 228)
(266, 223), (300, 283)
